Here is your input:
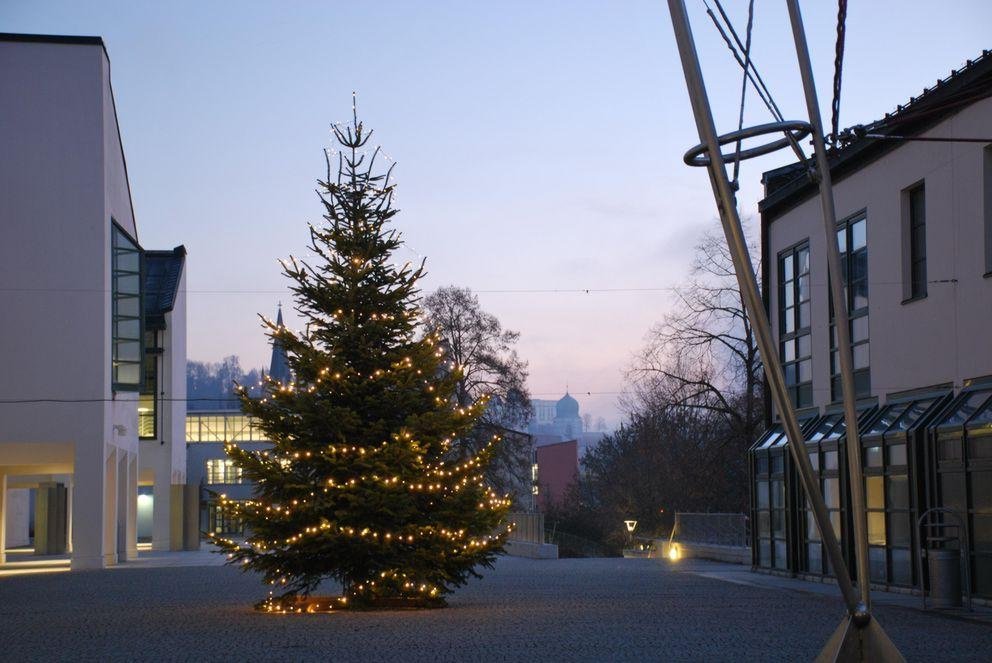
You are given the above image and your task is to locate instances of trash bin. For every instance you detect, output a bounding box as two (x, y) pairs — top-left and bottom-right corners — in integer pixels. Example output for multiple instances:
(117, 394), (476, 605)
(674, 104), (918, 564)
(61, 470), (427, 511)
(928, 549), (962, 608)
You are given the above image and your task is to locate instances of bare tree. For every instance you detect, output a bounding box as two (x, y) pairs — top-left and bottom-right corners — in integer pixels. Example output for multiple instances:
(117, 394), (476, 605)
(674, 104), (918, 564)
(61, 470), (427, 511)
(423, 286), (534, 504)
(630, 223), (763, 447)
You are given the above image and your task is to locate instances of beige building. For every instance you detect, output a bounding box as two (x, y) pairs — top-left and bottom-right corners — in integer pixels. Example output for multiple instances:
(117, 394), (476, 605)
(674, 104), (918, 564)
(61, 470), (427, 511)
(0, 33), (189, 568)
(750, 50), (992, 598)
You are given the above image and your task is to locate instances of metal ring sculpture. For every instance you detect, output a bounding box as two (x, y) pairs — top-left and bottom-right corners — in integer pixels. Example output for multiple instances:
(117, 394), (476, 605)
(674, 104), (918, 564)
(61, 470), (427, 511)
(683, 120), (812, 167)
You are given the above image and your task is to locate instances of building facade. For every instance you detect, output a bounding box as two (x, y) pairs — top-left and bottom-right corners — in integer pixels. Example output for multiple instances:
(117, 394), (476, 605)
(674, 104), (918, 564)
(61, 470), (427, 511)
(0, 33), (188, 568)
(749, 51), (992, 598)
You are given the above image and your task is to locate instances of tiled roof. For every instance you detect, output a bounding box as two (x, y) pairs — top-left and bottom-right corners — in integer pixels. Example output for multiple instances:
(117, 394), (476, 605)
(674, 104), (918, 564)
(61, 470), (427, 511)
(144, 246), (186, 329)
(760, 49), (992, 220)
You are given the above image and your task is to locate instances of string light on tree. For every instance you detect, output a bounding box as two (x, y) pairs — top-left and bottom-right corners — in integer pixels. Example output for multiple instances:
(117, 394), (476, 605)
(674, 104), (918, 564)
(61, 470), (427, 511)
(212, 99), (510, 612)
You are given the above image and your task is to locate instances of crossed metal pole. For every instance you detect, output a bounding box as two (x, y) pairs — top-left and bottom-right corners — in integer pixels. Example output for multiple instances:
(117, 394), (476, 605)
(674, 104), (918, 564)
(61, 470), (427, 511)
(666, 1), (902, 659)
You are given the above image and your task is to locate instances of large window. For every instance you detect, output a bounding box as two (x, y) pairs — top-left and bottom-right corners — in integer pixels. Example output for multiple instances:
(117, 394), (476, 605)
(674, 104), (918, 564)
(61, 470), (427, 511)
(906, 183), (927, 299)
(139, 330), (159, 439)
(112, 223), (142, 391)
(830, 214), (869, 401)
(779, 242), (812, 408)
(206, 458), (243, 485)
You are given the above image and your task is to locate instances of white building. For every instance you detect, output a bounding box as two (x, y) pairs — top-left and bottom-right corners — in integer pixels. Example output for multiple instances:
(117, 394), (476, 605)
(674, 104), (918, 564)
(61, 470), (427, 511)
(0, 33), (188, 568)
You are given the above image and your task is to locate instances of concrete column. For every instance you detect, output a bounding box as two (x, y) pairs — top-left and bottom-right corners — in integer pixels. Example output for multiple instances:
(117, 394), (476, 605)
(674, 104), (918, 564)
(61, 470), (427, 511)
(34, 482), (68, 555)
(71, 441), (111, 569)
(117, 451), (137, 562)
(102, 447), (118, 566)
(169, 483), (184, 551)
(66, 477), (73, 553)
(126, 454), (138, 560)
(183, 483), (201, 551)
(152, 466), (171, 551)
(0, 474), (7, 565)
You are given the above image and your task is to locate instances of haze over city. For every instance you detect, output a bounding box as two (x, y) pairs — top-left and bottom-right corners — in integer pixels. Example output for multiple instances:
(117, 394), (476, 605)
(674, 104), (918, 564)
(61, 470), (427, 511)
(5, 0), (990, 427)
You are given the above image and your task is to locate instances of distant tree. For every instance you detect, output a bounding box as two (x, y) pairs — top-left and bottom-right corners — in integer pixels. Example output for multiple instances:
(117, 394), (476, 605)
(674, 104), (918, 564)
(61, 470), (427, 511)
(582, 413), (593, 431)
(595, 416), (608, 432)
(186, 357), (264, 410)
(216, 113), (509, 611)
(422, 286), (533, 505)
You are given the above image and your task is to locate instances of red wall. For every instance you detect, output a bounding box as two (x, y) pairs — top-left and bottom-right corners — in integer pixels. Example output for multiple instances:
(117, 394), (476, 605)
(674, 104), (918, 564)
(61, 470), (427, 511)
(535, 439), (578, 511)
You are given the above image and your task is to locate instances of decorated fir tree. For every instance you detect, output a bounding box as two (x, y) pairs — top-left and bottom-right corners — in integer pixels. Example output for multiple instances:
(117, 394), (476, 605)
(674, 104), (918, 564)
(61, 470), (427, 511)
(213, 108), (511, 612)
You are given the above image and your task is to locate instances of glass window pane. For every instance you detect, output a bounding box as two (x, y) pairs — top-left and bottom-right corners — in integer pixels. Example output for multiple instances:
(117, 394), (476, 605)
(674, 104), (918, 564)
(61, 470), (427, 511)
(865, 446), (883, 468)
(799, 302), (811, 328)
(771, 480), (784, 508)
(851, 219), (866, 249)
(115, 363), (139, 385)
(830, 512), (841, 539)
(869, 546), (886, 582)
(774, 541), (787, 570)
(116, 249), (140, 273)
(807, 510), (821, 541)
(837, 228), (847, 253)
(798, 275), (810, 301)
(824, 478), (840, 508)
(117, 295), (140, 318)
(887, 475), (909, 510)
(973, 471), (992, 512)
(867, 476), (884, 509)
(852, 316), (869, 343)
(772, 510), (785, 537)
(824, 451), (838, 470)
(940, 392), (991, 428)
(782, 254), (794, 280)
(797, 248), (809, 275)
(891, 548), (912, 585)
(888, 444), (907, 467)
(809, 452), (819, 471)
(941, 473), (966, 512)
(807, 543), (822, 573)
(783, 340), (796, 362)
(758, 511), (770, 537)
(889, 513), (912, 547)
(868, 512), (886, 546)
(757, 481), (769, 509)
(798, 334), (811, 358)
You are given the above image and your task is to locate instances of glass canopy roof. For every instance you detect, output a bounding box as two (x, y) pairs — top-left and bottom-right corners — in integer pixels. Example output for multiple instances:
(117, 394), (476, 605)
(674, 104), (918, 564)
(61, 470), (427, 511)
(936, 388), (992, 431)
(861, 395), (947, 440)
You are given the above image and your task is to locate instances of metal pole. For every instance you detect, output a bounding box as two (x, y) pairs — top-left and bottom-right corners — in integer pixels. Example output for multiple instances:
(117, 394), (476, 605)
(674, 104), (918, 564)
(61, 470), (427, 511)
(666, 0), (859, 613)
(785, 0), (871, 614)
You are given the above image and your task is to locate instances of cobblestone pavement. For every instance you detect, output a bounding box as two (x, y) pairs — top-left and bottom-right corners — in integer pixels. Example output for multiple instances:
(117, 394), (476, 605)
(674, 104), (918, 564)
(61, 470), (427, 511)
(1, 556), (990, 662)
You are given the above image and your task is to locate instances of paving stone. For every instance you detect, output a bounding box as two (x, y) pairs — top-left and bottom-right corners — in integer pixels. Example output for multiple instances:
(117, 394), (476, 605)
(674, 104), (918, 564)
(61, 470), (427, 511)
(0, 556), (989, 661)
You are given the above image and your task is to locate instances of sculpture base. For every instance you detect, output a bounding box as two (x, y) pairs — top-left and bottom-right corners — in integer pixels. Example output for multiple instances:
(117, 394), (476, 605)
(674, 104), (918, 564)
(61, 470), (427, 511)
(815, 614), (904, 663)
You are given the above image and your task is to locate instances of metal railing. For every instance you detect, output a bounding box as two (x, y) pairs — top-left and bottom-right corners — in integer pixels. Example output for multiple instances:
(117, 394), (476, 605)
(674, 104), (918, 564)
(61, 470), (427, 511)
(670, 512), (749, 548)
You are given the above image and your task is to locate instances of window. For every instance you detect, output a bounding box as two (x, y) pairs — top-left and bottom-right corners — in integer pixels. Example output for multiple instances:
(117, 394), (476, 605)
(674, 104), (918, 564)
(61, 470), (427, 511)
(830, 214), (870, 401)
(206, 458), (243, 484)
(779, 242), (812, 408)
(138, 330), (159, 439)
(207, 504), (244, 536)
(905, 183), (927, 299)
(112, 223), (142, 391)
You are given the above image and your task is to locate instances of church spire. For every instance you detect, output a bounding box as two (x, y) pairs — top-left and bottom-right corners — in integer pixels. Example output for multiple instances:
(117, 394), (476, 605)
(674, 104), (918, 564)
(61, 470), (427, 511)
(268, 303), (291, 384)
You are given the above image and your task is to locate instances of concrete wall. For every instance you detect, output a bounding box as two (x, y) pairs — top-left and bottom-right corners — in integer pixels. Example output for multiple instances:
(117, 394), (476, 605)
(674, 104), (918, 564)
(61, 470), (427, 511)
(767, 96), (992, 411)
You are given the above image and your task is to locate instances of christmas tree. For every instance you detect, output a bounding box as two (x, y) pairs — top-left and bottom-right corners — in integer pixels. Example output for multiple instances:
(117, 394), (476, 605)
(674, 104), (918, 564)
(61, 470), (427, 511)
(212, 106), (511, 612)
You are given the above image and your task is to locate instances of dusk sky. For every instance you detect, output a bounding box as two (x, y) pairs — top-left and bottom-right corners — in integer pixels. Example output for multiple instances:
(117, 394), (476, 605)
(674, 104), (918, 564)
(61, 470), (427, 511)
(6, 1), (990, 427)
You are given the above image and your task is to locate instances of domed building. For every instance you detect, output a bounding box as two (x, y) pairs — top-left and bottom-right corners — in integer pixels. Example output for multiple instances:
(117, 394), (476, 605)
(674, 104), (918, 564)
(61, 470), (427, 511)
(553, 392), (583, 440)
(527, 392), (584, 440)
